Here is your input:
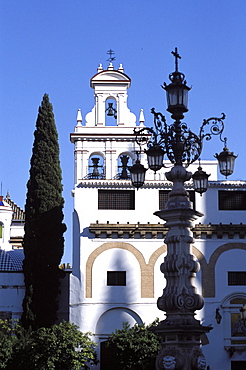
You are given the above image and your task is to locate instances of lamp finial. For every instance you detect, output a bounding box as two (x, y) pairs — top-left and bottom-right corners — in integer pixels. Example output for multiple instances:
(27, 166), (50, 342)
(171, 47), (181, 72)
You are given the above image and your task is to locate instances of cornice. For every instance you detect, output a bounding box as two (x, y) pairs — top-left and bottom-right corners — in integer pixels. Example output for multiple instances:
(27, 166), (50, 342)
(77, 179), (246, 189)
(89, 222), (246, 240)
(77, 180), (134, 188)
(209, 181), (246, 188)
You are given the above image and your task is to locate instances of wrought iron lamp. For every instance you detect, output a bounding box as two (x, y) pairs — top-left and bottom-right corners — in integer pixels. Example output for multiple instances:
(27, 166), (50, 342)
(129, 157), (147, 190)
(130, 47), (236, 194)
(192, 165), (210, 196)
(215, 308), (222, 324)
(215, 143), (237, 178)
(129, 48), (237, 370)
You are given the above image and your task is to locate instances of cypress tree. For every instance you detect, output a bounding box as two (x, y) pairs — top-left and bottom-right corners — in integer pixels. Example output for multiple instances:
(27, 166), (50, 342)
(21, 94), (66, 330)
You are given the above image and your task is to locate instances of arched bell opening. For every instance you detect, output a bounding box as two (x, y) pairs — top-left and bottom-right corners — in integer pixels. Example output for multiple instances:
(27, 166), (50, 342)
(115, 153), (133, 180)
(105, 97), (117, 126)
(86, 154), (105, 179)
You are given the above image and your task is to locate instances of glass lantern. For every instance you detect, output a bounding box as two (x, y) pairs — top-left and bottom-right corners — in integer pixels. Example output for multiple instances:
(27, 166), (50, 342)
(215, 146), (237, 178)
(129, 160), (147, 190)
(192, 166), (210, 195)
(145, 144), (165, 173)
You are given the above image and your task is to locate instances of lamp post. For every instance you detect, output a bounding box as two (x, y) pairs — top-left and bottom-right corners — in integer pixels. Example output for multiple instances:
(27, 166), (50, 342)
(130, 48), (237, 370)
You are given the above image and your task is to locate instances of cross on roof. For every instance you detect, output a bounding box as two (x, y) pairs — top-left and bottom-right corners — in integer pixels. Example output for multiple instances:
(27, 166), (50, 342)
(171, 47), (181, 72)
(107, 49), (116, 63)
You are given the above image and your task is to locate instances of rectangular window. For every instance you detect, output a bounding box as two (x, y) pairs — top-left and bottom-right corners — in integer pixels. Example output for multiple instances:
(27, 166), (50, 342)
(98, 190), (135, 210)
(219, 191), (246, 210)
(159, 190), (195, 210)
(228, 272), (246, 286)
(231, 361), (246, 370)
(107, 271), (126, 286)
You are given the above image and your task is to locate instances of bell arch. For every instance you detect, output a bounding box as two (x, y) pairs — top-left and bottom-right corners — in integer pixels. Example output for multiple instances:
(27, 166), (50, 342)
(116, 152), (133, 179)
(204, 243), (246, 298)
(87, 152), (105, 179)
(95, 307), (143, 335)
(105, 96), (117, 126)
(86, 242), (168, 299)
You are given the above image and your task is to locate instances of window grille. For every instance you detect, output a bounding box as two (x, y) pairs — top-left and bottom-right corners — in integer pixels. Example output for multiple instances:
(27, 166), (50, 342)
(219, 191), (246, 210)
(228, 272), (246, 286)
(159, 190), (195, 210)
(231, 362), (246, 370)
(98, 190), (135, 210)
(107, 271), (126, 286)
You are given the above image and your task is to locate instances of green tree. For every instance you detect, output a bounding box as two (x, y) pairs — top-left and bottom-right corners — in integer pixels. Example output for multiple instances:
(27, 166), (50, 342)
(0, 320), (98, 370)
(0, 319), (16, 368)
(105, 320), (161, 370)
(22, 94), (66, 330)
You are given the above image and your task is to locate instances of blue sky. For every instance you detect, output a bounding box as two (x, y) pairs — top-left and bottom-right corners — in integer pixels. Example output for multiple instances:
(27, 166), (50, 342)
(1, 1), (246, 263)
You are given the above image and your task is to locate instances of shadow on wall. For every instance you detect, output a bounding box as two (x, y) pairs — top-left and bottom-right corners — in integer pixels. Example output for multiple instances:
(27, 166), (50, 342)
(93, 248), (143, 369)
(92, 247), (141, 309)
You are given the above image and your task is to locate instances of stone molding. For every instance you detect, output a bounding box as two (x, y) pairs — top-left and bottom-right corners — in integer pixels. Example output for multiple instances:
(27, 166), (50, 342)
(77, 179), (246, 189)
(89, 222), (246, 239)
(85, 241), (246, 299)
(85, 241), (166, 298)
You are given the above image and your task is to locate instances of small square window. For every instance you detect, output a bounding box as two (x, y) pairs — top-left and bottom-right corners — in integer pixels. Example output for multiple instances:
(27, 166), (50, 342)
(219, 191), (246, 210)
(228, 272), (246, 286)
(159, 190), (195, 210)
(107, 271), (126, 286)
(98, 190), (135, 210)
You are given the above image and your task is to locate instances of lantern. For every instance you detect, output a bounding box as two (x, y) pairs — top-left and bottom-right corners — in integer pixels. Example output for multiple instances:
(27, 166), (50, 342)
(215, 146), (237, 178)
(129, 160), (147, 190)
(145, 144), (165, 172)
(192, 166), (210, 195)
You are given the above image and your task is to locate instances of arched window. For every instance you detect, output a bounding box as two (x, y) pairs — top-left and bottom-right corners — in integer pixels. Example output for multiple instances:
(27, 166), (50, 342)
(105, 98), (117, 126)
(87, 154), (105, 179)
(116, 154), (133, 179)
(221, 293), (246, 358)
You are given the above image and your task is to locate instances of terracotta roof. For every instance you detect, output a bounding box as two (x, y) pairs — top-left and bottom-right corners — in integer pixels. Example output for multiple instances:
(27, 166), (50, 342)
(4, 197), (25, 221)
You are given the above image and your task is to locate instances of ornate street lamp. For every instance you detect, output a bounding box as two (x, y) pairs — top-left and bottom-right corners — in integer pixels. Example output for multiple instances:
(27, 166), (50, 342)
(192, 165), (210, 195)
(129, 158), (147, 190)
(215, 142), (237, 178)
(163, 48), (191, 120)
(130, 49), (237, 370)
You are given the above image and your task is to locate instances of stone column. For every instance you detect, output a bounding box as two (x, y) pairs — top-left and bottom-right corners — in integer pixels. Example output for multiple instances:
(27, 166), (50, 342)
(153, 165), (211, 370)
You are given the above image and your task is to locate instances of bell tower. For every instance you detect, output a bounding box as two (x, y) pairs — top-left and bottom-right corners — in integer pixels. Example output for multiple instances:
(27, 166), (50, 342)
(70, 62), (143, 185)
(85, 62), (135, 127)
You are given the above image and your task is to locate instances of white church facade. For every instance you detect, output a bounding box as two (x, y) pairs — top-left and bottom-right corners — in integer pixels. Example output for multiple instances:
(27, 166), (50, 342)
(1, 58), (246, 370)
(69, 62), (246, 370)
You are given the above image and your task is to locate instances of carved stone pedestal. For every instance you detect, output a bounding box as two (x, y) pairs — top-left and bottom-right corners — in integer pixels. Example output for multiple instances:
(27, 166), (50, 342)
(153, 321), (211, 370)
(152, 166), (212, 370)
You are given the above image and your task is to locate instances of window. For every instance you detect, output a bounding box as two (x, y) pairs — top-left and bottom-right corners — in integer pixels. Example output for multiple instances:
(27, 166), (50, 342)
(159, 190), (195, 210)
(98, 190), (135, 210)
(221, 295), (246, 354)
(107, 271), (126, 286)
(219, 191), (246, 210)
(228, 272), (246, 286)
(87, 155), (105, 179)
(116, 155), (132, 180)
(231, 362), (246, 370)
